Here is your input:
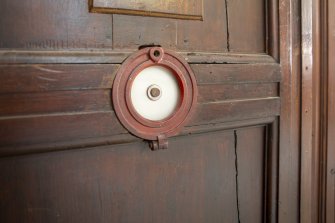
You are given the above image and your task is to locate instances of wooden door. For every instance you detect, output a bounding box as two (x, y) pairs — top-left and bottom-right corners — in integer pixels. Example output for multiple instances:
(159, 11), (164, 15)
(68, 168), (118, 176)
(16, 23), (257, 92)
(300, 0), (335, 222)
(0, 0), (300, 222)
(326, 1), (335, 220)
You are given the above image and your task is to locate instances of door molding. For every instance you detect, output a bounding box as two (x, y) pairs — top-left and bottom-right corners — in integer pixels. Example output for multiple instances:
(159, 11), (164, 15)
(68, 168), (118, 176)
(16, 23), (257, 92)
(278, 0), (301, 222)
(300, 0), (329, 222)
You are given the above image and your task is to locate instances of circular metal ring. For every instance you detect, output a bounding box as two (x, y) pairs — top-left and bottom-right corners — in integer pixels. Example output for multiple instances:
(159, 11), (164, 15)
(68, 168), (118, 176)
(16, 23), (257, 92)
(112, 47), (198, 140)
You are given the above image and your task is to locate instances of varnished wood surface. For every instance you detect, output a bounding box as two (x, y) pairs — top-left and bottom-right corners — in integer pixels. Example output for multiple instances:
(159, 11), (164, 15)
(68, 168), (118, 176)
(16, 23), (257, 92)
(326, 1), (335, 221)
(0, 0), (266, 54)
(176, 0), (227, 52)
(198, 83), (278, 102)
(112, 15), (178, 49)
(0, 90), (111, 116)
(0, 127), (271, 223)
(0, 63), (281, 156)
(278, 0), (301, 221)
(227, 0), (265, 52)
(300, 0), (322, 221)
(0, 131), (238, 223)
(319, 1), (329, 221)
(0, 0), (302, 222)
(0, 0), (113, 49)
(0, 50), (276, 64)
(236, 127), (265, 222)
(0, 65), (118, 93)
(298, 0), (335, 221)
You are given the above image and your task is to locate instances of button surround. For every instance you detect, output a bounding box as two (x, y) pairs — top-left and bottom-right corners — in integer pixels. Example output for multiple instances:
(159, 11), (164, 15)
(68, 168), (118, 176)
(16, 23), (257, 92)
(112, 47), (197, 141)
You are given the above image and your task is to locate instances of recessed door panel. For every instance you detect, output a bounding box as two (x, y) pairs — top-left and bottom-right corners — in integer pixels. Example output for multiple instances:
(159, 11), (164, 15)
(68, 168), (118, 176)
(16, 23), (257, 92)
(0, 128), (268, 223)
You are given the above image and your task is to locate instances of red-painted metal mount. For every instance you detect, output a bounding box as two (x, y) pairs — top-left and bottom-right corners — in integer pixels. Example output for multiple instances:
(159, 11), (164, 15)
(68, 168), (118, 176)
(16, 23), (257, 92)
(112, 47), (198, 150)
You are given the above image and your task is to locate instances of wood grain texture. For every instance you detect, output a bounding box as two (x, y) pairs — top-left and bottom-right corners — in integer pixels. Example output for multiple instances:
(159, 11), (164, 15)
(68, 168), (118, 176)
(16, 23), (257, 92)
(0, 0), (113, 49)
(0, 112), (126, 147)
(198, 83), (278, 103)
(0, 1), (287, 222)
(0, 98), (280, 155)
(192, 98), (280, 125)
(0, 0), (270, 54)
(300, 0), (322, 221)
(226, 0), (266, 53)
(90, 0), (203, 20)
(0, 50), (276, 64)
(236, 126), (266, 223)
(0, 90), (111, 116)
(326, 0), (335, 221)
(265, 120), (279, 222)
(318, 1), (329, 221)
(278, 0), (301, 221)
(267, 0), (279, 60)
(0, 63), (281, 91)
(0, 130), (239, 223)
(0, 118), (276, 158)
(0, 63), (281, 156)
(0, 64), (119, 93)
(193, 63), (281, 84)
(176, 0), (227, 52)
(112, 15), (177, 50)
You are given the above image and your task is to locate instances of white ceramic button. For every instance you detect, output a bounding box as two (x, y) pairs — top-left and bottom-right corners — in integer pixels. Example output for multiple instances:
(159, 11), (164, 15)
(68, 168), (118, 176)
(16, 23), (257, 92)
(147, 84), (162, 101)
(130, 65), (180, 121)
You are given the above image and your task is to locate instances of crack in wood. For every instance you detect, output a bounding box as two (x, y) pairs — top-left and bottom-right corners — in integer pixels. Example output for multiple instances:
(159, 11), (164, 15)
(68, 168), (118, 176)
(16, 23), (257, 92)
(234, 130), (241, 223)
(224, 0), (230, 52)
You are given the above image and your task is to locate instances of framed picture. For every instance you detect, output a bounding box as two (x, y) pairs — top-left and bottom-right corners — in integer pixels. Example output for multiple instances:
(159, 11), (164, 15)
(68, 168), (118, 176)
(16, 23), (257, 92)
(89, 0), (203, 20)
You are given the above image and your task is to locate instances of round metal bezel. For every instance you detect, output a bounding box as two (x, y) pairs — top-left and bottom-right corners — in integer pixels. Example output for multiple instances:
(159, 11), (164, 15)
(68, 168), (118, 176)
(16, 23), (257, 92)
(112, 47), (198, 140)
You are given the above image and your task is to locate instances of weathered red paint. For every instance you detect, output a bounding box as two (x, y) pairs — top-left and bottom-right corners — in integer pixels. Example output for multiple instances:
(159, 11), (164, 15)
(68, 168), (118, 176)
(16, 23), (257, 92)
(112, 47), (198, 142)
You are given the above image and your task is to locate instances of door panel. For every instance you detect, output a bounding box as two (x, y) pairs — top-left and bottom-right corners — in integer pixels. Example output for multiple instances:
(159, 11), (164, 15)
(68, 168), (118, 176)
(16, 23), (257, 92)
(0, 0), (113, 49)
(0, 128), (268, 223)
(0, 0), (288, 222)
(226, 0), (265, 52)
(236, 126), (265, 222)
(0, 0), (266, 53)
(1, 131), (238, 223)
(113, 15), (178, 50)
(175, 0), (228, 52)
(0, 63), (280, 155)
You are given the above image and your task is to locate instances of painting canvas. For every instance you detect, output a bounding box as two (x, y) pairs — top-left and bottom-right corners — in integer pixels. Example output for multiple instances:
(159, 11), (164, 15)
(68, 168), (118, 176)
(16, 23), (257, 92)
(89, 0), (203, 20)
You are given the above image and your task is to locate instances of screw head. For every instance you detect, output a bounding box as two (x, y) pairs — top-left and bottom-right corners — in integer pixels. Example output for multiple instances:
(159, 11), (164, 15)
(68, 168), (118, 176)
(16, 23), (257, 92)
(153, 50), (160, 57)
(147, 84), (162, 101)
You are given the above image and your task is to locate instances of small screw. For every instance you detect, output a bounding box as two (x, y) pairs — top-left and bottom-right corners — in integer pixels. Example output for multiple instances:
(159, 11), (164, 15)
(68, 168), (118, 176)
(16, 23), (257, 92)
(154, 50), (160, 57)
(150, 87), (160, 98)
(147, 84), (162, 101)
